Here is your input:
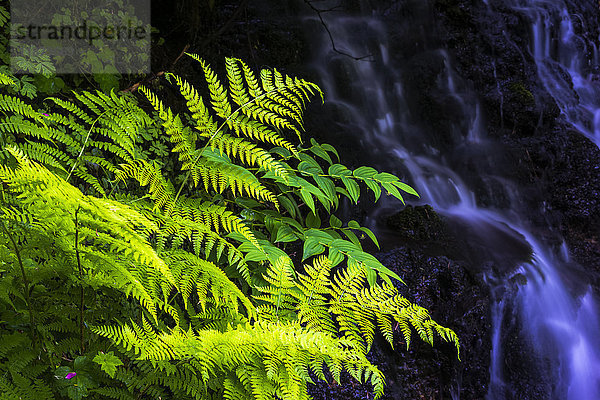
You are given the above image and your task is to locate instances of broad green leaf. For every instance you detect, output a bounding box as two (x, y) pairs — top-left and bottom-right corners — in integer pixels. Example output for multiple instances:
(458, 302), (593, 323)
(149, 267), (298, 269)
(348, 220), (360, 229)
(358, 226), (380, 249)
(329, 215), (342, 228)
(309, 142), (333, 165)
(320, 143), (340, 161)
(279, 195), (298, 219)
(366, 268), (377, 287)
(93, 352), (123, 378)
(299, 188), (316, 215)
(382, 182), (405, 204)
(275, 225), (297, 243)
(305, 212), (321, 229)
(335, 187), (351, 200)
(392, 180), (419, 197)
(298, 160), (322, 175)
(364, 179), (382, 201)
(374, 172), (398, 183)
(279, 216), (304, 232)
(303, 238), (325, 260)
(313, 176), (337, 205)
(270, 146), (291, 158)
(340, 177), (360, 203)
(328, 247), (344, 266)
(353, 166), (378, 179)
(328, 164), (352, 177)
(341, 228), (362, 248)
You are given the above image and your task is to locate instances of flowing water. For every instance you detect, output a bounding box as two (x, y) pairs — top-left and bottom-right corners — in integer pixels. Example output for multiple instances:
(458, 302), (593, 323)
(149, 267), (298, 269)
(305, 1), (600, 398)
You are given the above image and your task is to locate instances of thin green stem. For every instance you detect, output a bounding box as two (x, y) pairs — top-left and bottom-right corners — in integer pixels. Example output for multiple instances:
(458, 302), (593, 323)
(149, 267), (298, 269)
(74, 207), (85, 352)
(66, 109), (111, 184)
(0, 219), (37, 345)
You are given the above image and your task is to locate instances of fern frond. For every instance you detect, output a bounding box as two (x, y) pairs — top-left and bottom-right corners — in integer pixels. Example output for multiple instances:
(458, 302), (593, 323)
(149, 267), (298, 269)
(256, 253), (459, 357)
(209, 130), (289, 178)
(92, 321), (386, 400)
(0, 72), (16, 87)
(166, 251), (255, 317)
(1, 149), (176, 322)
(188, 54), (232, 119)
(0, 93), (47, 124)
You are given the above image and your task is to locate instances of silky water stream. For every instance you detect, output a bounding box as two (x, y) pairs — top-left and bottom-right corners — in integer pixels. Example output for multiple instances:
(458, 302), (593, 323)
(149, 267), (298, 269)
(305, 3), (600, 398)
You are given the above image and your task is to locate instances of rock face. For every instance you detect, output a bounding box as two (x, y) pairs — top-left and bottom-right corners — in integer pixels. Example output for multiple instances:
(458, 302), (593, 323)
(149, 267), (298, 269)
(307, 0), (600, 398)
(433, 0), (561, 137)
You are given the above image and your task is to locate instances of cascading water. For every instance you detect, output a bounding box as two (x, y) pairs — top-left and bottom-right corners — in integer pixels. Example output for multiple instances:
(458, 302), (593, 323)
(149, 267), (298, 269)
(305, 1), (600, 398)
(506, 0), (600, 146)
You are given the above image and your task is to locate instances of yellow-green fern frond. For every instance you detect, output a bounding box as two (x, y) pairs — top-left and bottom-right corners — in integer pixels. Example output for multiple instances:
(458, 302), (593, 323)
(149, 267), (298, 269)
(185, 54), (321, 144)
(255, 252), (459, 357)
(0, 93), (47, 125)
(115, 159), (175, 211)
(254, 256), (297, 322)
(166, 251), (255, 317)
(1, 87), (152, 197)
(194, 56), (232, 119)
(92, 320), (386, 400)
(197, 153), (278, 205)
(116, 159), (260, 245)
(167, 74), (218, 135)
(0, 73), (16, 87)
(0, 148), (176, 322)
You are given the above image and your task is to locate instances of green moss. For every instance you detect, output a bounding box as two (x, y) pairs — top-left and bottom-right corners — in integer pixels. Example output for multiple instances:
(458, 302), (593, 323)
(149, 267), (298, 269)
(508, 81), (535, 106)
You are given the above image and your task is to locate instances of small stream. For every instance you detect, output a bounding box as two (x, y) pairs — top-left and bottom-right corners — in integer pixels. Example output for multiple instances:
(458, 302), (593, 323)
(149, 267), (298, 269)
(305, 1), (600, 398)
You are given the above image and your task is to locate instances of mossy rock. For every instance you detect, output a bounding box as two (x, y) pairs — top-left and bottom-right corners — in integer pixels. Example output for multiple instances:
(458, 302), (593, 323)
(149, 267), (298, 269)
(386, 205), (449, 243)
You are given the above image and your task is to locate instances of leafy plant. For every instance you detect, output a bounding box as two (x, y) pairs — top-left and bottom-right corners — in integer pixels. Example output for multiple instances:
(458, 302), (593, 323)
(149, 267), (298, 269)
(0, 56), (459, 399)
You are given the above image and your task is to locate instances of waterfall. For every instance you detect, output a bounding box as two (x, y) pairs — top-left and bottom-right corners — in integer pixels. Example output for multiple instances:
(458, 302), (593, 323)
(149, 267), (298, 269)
(507, 0), (600, 146)
(305, 1), (600, 398)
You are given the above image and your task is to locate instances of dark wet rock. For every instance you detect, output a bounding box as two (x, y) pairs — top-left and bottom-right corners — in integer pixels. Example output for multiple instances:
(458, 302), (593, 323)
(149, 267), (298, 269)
(499, 298), (555, 399)
(377, 247), (490, 400)
(386, 205), (449, 244)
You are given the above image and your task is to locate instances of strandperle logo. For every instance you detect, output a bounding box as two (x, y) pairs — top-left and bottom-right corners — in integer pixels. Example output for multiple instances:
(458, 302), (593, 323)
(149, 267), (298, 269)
(10, 0), (150, 75)
(12, 20), (148, 45)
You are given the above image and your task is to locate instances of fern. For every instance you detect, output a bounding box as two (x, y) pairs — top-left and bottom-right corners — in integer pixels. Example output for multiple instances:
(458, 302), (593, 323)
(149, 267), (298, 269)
(0, 56), (459, 400)
(92, 320), (386, 400)
(0, 147), (176, 319)
(0, 72), (16, 87)
(256, 255), (460, 357)
(0, 89), (152, 195)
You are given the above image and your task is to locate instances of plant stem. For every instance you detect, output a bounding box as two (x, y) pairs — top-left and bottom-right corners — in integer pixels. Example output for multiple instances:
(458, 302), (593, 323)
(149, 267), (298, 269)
(0, 219), (37, 345)
(65, 108), (110, 184)
(74, 208), (85, 352)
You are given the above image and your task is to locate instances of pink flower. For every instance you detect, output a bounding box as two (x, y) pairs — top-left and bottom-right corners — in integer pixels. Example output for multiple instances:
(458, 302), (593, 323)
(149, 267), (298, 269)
(65, 372), (77, 379)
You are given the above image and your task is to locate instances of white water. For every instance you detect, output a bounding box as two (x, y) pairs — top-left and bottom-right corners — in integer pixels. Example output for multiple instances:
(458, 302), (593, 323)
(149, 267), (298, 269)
(307, 3), (600, 399)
